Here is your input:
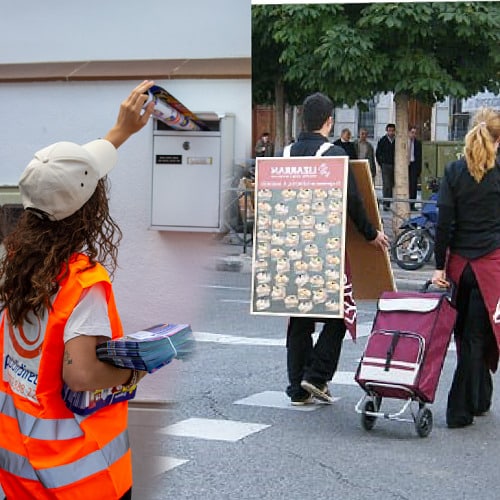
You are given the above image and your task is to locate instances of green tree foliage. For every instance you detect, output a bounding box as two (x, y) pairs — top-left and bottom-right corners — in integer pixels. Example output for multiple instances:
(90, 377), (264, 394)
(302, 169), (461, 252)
(253, 2), (500, 106)
(252, 2), (500, 224)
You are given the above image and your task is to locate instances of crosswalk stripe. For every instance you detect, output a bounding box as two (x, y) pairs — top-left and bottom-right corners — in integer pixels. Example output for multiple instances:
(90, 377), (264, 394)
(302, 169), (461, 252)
(332, 370), (358, 386)
(161, 417), (271, 442)
(193, 331), (285, 346)
(193, 328), (457, 353)
(133, 455), (188, 476)
(234, 390), (338, 410)
(193, 321), (374, 346)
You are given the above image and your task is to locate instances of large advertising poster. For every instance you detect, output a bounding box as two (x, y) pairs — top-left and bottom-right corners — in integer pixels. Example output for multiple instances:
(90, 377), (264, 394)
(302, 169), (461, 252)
(250, 156), (349, 317)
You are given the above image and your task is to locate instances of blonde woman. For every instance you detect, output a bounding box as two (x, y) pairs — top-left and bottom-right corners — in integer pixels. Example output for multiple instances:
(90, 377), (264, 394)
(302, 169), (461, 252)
(432, 108), (500, 428)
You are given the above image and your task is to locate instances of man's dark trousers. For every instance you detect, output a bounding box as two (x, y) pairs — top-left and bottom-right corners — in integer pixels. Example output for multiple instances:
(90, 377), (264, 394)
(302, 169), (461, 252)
(381, 163), (394, 210)
(408, 161), (420, 210)
(286, 317), (346, 399)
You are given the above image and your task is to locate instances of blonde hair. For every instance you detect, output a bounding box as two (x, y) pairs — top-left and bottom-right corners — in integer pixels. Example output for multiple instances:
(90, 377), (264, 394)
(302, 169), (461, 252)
(464, 108), (500, 182)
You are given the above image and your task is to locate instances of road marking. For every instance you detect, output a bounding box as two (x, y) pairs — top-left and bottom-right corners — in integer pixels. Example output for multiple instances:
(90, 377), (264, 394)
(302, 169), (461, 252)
(234, 390), (336, 411)
(193, 321), (373, 346)
(133, 455), (188, 476)
(332, 370), (358, 386)
(194, 331), (285, 346)
(356, 322), (372, 338)
(162, 418), (270, 442)
(200, 285), (249, 291)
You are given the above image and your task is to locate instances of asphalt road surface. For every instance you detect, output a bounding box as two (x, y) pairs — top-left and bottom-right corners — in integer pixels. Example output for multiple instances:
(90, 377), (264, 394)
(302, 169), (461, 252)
(128, 261), (500, 500)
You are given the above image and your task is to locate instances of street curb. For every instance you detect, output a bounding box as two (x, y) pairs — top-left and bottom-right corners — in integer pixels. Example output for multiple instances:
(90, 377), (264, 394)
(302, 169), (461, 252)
(129, 400), (176, 408)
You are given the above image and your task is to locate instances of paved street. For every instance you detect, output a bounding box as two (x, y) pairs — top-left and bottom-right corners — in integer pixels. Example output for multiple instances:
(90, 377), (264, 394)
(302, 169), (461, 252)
(3, 237), (497, 500)
(127, 240), (500, 500)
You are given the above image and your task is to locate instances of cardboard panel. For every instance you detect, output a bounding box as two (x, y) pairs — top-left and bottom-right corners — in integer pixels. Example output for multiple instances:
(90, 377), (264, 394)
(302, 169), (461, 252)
(346, 160), (395, 299)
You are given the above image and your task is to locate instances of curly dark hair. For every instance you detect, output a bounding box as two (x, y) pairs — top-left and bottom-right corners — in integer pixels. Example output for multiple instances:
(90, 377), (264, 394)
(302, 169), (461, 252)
(0, 178), (122, 327)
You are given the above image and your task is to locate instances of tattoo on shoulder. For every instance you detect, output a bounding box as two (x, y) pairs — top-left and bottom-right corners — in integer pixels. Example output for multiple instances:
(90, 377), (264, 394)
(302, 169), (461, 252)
(64, 350), (73, 365)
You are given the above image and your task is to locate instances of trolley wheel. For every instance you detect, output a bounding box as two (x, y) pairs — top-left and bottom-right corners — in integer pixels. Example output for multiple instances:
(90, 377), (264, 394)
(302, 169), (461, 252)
(415, 407), (433, 438)
(361, 400), (377, 431)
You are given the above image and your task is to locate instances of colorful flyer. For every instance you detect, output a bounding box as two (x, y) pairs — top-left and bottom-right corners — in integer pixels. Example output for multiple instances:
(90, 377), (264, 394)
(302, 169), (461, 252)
(145, 85), (209, 131)
(250, 156), (349, 317)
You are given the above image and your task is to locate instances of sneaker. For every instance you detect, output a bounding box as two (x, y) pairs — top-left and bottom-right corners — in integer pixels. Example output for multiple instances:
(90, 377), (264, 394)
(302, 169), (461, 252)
(301, 380), (334, 403)
(291, 394), (315, 406)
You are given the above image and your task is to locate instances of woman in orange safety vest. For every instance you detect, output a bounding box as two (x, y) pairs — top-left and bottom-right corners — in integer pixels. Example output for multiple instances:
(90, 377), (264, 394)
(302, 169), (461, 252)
(0, 80), (155, 499)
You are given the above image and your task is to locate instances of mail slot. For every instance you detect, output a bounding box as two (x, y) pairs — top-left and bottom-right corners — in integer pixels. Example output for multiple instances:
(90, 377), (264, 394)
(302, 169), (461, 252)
(151, 113), (234, 231)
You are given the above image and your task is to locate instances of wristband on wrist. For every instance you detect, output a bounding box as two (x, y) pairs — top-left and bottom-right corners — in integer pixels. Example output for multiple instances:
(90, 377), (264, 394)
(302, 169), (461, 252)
(123, 369), (139, 389)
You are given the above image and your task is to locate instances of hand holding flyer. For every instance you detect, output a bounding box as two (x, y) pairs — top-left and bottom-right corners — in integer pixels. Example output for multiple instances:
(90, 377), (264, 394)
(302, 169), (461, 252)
(143, 84), (209, 131)
(63, 323), (194, 415)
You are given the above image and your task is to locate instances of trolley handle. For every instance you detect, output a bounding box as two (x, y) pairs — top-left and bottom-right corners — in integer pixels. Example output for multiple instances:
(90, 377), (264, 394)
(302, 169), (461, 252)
(384, 330), (401, 371)
(420, 279), (456, 306)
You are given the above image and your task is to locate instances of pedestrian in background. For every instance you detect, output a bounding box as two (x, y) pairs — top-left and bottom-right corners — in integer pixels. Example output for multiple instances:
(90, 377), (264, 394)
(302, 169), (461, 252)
(255, 131), (274, 157)
(376, 123), (396, 211)
(432, 108), (500, 429)
(333, 127), (357, 160)
(408, 125), (422, 211)
(0, 80), (154, 499)
(354, 128), (377, 181)
(283, 92), (389, 406)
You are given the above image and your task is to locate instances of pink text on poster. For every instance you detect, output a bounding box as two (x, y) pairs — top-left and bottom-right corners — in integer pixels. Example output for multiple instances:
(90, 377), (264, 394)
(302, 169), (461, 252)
(257, 157), (347, 190)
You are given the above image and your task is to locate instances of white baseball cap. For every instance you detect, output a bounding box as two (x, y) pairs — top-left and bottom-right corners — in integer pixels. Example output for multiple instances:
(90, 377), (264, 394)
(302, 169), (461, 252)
(19, 139), (118, 221)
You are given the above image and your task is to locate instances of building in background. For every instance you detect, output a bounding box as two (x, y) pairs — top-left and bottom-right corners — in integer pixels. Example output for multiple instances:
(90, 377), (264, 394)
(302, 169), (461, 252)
(255, 90), (499, 148)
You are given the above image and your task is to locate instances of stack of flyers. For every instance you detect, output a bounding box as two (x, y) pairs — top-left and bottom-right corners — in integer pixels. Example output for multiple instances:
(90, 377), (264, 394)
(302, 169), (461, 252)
(96, 323), (193, 373)
(144, 85), (209, 131)
(62, 323), (193, 415)
(62, 383), (137, 416)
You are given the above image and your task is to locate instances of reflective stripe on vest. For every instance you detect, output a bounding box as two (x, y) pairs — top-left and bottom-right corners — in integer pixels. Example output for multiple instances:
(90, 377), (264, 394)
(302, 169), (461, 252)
(0, 447), (39, 482)
(1, 429), (129, 489)
(0, 392), (84, 440)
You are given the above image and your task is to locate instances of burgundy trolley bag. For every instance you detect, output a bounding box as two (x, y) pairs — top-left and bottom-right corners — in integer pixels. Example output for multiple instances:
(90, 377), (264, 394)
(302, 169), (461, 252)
(355, 284), (456, 403)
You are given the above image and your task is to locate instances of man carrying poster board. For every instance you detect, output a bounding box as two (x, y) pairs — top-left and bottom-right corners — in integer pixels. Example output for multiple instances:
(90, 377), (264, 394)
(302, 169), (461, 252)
(272, 93), (389, 405)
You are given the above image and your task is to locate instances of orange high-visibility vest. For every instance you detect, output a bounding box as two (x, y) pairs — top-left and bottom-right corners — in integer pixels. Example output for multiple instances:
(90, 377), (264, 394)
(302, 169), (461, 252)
(0, 253), (132, 499)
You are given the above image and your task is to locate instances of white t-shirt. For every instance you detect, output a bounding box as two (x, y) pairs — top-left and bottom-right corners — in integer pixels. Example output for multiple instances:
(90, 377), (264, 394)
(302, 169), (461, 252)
(64, 282), (112, 343)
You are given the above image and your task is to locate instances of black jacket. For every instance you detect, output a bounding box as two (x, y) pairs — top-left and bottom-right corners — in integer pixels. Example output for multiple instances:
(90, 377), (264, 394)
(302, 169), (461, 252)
(410, 138), (422, 174)
(333, 139), (357, 160)
(376, 135), (395, 166)
(289, 132), (377, 241)
(434, 157), (500, 269)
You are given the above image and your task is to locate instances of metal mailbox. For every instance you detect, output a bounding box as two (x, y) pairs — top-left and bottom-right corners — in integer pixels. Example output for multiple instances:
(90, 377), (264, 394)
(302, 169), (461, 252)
(151, 113), (234, 231)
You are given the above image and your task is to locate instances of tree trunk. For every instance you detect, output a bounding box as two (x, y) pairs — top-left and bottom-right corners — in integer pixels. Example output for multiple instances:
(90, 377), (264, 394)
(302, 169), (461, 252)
(274, 77), (285, 153)
(393, 93), (410, 235)
(284, 102), (293, 146)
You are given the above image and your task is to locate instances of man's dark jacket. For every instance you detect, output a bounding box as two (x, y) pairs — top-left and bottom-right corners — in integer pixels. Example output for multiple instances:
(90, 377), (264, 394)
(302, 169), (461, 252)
(289, 132), (377, 241)
(333, 138), (357, 160)
(376, 135), (395, 166)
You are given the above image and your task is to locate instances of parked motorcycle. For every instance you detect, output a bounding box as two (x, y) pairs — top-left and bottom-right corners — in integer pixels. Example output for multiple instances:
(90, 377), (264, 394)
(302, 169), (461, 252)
(391, 180), (439, 271)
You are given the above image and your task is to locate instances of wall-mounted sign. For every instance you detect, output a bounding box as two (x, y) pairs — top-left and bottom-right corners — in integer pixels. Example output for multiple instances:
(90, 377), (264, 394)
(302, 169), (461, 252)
(156, 155), (182, 164)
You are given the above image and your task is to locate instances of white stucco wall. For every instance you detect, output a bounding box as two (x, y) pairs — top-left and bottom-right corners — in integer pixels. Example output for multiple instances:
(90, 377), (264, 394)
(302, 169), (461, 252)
(0, 78), (251, 332)
(0, 0), (251, 334)
(0, 0), (249, 63)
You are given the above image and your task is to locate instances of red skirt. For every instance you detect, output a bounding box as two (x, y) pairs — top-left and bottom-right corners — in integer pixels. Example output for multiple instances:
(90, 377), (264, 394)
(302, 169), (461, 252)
(447, 248), (500, 371)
